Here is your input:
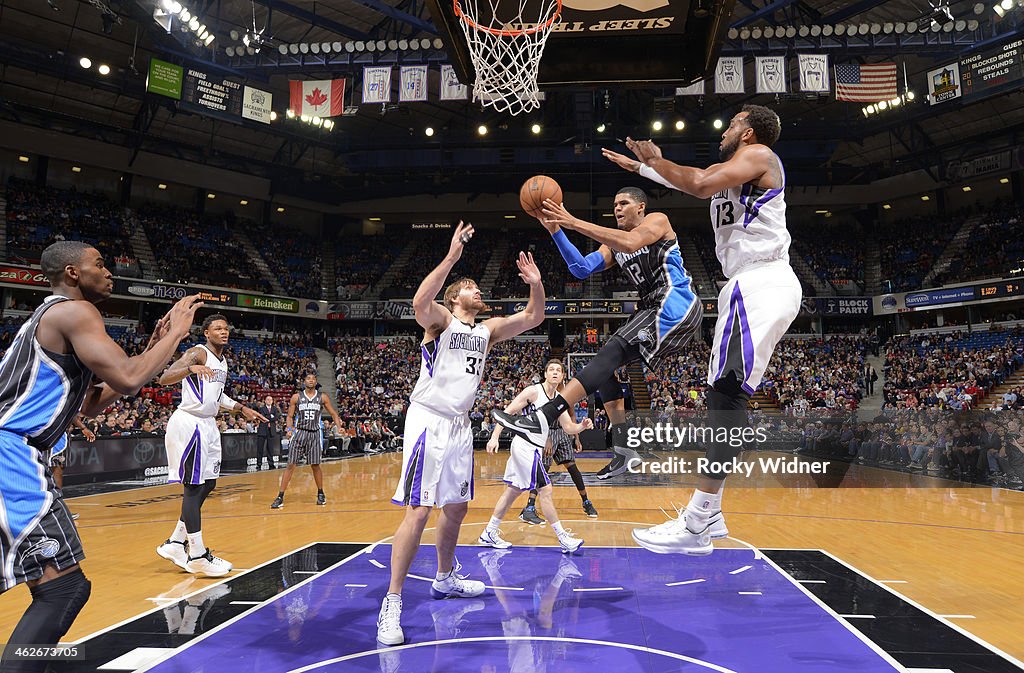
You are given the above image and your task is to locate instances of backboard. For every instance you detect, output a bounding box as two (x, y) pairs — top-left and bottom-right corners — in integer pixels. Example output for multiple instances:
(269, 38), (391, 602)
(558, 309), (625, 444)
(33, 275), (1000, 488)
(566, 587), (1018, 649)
(426, 0), (736, 89)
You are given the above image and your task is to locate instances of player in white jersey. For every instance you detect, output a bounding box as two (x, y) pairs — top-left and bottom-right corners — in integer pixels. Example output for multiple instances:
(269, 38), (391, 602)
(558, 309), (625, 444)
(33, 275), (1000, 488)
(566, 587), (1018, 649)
(377, 222), (546, 647)
(155, 314), (268, 576)
(603, 105), (802, 555)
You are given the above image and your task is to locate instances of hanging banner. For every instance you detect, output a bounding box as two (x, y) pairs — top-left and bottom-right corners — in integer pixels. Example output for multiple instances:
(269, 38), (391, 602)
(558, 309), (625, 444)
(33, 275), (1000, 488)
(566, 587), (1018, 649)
(927, 63), (961, 105)
(362, 66), (392, 104)
(399, 65), (429, 102)
(288, 79), (345, 117)
(675, 80), (705, 96)
(241, 86), (273, 124)
(755, 56), (786, 93)
(715, 57), (744, 94)
(798, 54), (830, 92)
(440, 64), (468, 100)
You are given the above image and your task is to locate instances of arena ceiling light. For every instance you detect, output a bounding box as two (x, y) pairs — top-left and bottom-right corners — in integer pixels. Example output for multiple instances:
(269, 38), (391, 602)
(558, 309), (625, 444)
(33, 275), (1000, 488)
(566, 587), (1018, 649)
(477, 124), (488, 136)
(98, 64), (110, 75)
(712, 119), (723, 130)
(1000, 177), (1010, 183)
(207, 192), (216, 199)
(18, 155), (29, 163)
(651, 120), (663, 131)
(921, 195), (930, 201)
(71, 166), (81, 172)
(675, 120), (685, 131)
(240, 199), (249, 205)
(277, 207), (285, 213)
(425, 126), (435, 137)
(531, 123), (542, 134)
(962, 186), (972, 192)
(79, 57), (92, 68)
(596, 123), (606, 133)
(882, 203), (892, 209)
(504, 215), (516, 219)
(158, 183), (167, 189)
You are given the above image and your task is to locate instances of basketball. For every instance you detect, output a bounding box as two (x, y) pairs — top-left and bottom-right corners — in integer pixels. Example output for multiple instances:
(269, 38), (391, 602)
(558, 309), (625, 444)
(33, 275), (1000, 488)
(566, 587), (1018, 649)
(520, 175), (562, 219)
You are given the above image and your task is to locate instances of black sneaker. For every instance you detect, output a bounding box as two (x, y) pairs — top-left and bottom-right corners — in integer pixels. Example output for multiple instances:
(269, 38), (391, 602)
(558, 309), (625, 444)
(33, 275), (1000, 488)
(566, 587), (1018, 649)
(519, 506), (545, 525)
(493, 410), (549, 448)
(271, 495), (284, 509)
(582, 500), (598, 518)
(316, 492), (327, 506)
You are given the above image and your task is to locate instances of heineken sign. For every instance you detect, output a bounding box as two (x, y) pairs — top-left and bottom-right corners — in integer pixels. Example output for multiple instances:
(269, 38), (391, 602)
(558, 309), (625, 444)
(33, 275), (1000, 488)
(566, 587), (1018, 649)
(236, 294), (299, 313)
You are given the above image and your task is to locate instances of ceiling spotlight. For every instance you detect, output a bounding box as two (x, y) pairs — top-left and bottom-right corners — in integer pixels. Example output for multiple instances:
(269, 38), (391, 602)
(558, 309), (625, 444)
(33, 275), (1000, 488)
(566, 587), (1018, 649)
(907, 91), (915, 100)
(299, 43), (309, 54)
(204, 33), (215, 46)
(310, 42), (320, 54)
(179, 9), (190, 21)
(277, 207), (285, 212)
(822, 24), (833, 36)
(883, 22), (894, 33)
(425, 126), (434, 137)
(878, 100), (888, 110)
(1000, 177), (1009, 183)
(477, 124), (488, 136)
(675, 120), (685, 131)
(387, 39), (398, 50)
(170, 0), (181, 12)
(300, 114), (310, 123)
(158, 183), (167, 189)
(652, 120), (663, 131)
(882, 203), (891, 209)
(531, 123), (541, 134)
(433, 38), (443, 49)
(240, 199), (249, 205)
(596, 123), (606, 133)
(226, 46), (235, 57)
(763, 27), (775, 38)
(286, 109), (295, 118)
(974, 1), (985, 11)
(1001, 0), (1013, 8)
(398, 39), (408, 49)
(810, 24), (821, 36)
(739, 28), (750, 39)
(921, 195), (930, 201)
(727, 28), (739, 39)
(798, 26), (809, 37)
(994, 4), (1006, 15)
(270, 111), (277, 121)
(962, 186), (972, 192)
(71, 166), (81, 172)
(79, 57), (91, 68)
(98, 64), (110, 75)
(18, 155), (29, 162)
(712, 118), (723, 130)
(322, 42), (333, 53)
(785, 26), (796, 37)
(207, 193), (215, 199)
(751, 27), (762, 39)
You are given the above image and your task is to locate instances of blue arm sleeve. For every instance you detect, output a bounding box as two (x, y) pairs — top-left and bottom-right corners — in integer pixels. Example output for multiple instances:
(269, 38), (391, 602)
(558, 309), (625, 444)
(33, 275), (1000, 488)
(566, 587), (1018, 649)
(552, 229), (605, 279)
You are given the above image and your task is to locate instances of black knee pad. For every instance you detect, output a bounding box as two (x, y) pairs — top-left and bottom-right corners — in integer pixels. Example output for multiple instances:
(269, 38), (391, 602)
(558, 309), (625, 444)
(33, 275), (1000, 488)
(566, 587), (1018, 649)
(181, 484), (205, 532)
(703, 375), (751, 480)
(7, 569), (91, 661)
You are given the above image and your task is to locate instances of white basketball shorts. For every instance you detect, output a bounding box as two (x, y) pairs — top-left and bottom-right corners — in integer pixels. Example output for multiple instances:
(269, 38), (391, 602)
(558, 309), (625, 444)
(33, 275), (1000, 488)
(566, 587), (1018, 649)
(502, 435), (551, 491)
(165, 409), (222, 485)
(392, 403), (474, 508)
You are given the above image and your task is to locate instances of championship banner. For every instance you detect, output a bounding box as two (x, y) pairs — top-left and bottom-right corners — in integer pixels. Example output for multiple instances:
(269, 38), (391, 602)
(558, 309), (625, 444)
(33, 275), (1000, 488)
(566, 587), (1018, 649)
(798, 54), (829, 92)
(715, 57), (744, 93)
(440, 64), (468, 100)
(399, 65), (429, 102)
(362, 67), (392, 104)
(241, 86), (273, 124)
(927, 63), (961, 105)
(756, 56), (786, 93)
(288, 79), (345, 117)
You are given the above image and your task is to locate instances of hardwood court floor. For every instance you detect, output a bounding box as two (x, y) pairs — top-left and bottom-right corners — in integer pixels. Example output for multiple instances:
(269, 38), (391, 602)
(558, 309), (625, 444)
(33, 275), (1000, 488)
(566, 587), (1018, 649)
(2, 451), (1022, 661)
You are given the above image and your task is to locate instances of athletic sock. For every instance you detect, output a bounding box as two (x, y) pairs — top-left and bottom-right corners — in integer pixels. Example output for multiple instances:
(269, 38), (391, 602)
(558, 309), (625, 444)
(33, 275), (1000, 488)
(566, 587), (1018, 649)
(540, 395), (570, 423)
(486, 516), (502, 533)
(551, 521), (567, 537)
(186, 531), (206, 557)
(170, 520), (188, 544)
(688, 489), (720, 519)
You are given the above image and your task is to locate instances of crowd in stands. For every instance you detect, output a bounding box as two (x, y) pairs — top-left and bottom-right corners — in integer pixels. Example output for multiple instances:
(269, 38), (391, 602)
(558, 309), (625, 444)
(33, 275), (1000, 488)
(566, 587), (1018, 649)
(5, 178), (135, 264)
(138, 205), (270, 292)
(491, 229), (577, 299)
(882, 328), (1024, 410)
(765, 336), (868, 413)
(935, 203), (1024, 286)
(647, 340), (711, 414)
(879, 212), (965, 292)
(335, 231), (407, 298)
(246, 219), (322, 298)
(791, 221), (866, 288)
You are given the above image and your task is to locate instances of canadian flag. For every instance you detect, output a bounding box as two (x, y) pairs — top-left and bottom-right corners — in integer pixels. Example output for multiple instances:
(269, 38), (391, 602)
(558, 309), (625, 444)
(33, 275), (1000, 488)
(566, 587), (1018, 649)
(289, 79), (345, 117)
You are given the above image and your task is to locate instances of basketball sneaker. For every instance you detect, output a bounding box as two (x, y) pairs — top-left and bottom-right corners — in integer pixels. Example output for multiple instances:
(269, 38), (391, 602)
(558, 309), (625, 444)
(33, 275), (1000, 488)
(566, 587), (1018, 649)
(555, 556), (583, 583)
(430, 570), (486, 599)
(631, 509), (714, 556)
(271, 495), (284, 509)
(316, 492), (327, 506)
(477, 548), (512, 576)
(493, 410), (549, 449)
(596, 447), (641, 480)
(156, 539), (189, 570)
(185, 549), (233, 577)
(707, 510), (729, 539)
(519, 505), (545, 525)
(428, 598), (486, 639)
(377, 593), (404, 646)
(582, 500), (599, 517)
(557, 531), (584, 554)
(71, 512), (80, 521)
(478, 528), (512, 549)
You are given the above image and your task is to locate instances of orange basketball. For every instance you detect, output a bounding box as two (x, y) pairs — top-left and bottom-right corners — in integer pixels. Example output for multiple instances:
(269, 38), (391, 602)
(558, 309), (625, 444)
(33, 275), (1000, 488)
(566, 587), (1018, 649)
(519, 175), (563, 219)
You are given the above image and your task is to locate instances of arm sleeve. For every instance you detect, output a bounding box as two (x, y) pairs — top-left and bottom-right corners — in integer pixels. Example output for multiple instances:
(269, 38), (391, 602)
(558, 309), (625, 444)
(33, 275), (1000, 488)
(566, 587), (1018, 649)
(219, 394), (240, 411)
(638, 163), (676, 190)
(552, 229), (606, 279)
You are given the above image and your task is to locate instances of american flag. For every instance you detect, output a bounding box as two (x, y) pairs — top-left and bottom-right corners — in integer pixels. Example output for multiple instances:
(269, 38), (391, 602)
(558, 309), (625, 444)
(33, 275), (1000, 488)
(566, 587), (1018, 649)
(834, 63), (898, 102)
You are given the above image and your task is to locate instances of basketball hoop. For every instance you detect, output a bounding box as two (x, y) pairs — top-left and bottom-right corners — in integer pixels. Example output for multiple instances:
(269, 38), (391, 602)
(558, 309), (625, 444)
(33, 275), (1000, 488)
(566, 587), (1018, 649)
(453, 0), (561, 115)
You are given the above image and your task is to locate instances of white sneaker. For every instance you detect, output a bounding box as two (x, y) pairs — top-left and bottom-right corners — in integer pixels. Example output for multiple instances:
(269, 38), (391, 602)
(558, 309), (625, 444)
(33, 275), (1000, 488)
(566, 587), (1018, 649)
(557, 532), (584, 554)
(707, 511), (729, 539)
(184, 549), (232, 577)
(377, 594), (404, 646)
(477, 549), (512, 576)
(478, 528), (512, 549)
(556, 556), (583, 582)
(430, 570), (486, 599)
(156, 539), (189, 570)
(631, 509), (714, 555)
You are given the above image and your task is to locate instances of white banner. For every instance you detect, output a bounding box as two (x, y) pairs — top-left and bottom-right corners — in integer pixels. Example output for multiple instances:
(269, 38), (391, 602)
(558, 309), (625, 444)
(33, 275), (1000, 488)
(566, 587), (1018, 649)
(675, 80), (705, 96)
(798, 54), (829, 92)
(241, 86), (272, 124)
(756, 56), (786, 93)
(362, 66), (392, 104)
(715, 57), (744, 94)
(927, 63), (961, 105)
(399, 65), (428, 102)
(440, 64), (468, 101)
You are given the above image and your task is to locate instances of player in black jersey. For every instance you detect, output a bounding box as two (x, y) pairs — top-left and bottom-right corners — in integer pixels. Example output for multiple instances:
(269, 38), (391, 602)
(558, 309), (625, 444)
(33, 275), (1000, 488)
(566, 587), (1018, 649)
(495, 188), (703, 479)
(272, 372), (344, 509)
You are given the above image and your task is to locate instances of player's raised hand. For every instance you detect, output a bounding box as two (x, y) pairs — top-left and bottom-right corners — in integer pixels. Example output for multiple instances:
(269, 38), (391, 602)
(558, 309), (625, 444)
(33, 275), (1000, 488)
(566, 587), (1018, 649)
(166, 295), (205, 339)
(449, 220), (474, 259)
(602, 147), (641, 173)
(540, 199), (578, 230)
(626, 137), (663, 165)
(516, 251), (541, 286)
(143, 315), (171, 353)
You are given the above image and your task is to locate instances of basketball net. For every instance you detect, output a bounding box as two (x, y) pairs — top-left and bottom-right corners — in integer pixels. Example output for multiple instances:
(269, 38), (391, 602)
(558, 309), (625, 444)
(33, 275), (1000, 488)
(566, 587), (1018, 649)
(454, 0), (561, 116)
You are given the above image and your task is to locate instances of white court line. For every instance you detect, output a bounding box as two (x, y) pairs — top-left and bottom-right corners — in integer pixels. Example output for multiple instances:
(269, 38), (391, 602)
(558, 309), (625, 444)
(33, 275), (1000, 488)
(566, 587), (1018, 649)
(729, 565), (752, 575)
(840, 615), (877, 619)
(229, 601), (262, 606)
(293, 571), (319, 575)
(798, 580), (827, 584)
(136, 546), (368, 672)
(819, 550), (1024, 669)
(759, 550), (908, 672)
(878, 580), (908, 584)
(737, 591), (762, 596)
(666, 579), (706, 587)
(937, 615), (976, 619)
(369, 559), (385, 569)
(573, 587), (624, 592)
(907, 669), (955, 672)
(73, 541), (322, 644)
(284, 636), (740, 673)
(344, 583), (368, 588)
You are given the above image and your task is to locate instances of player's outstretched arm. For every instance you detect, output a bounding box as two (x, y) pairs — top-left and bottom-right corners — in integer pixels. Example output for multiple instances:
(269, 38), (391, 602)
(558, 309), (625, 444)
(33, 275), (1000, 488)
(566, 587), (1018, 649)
(158, 346), (213, 386)
(625, 138), (771, 199)
(538, 208), (612, 279)
(486, 387), (539, 452)
(484, 252), (545, 344)
(413, 221), (472, 334)
(544, 199), (670, 255)
(54, 294), (203, 396)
